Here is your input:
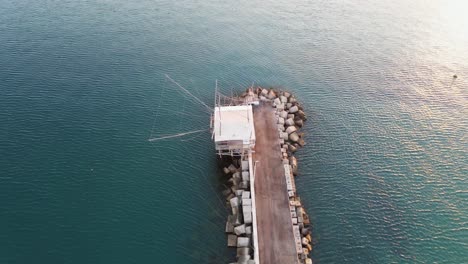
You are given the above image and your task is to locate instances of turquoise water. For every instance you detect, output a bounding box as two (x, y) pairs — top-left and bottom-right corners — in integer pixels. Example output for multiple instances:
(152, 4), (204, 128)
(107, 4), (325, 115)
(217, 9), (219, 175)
(1, 0), (467, 263)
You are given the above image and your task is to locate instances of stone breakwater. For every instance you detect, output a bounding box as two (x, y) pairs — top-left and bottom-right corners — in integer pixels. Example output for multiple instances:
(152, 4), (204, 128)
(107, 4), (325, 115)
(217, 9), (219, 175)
(220, 156), (256, 264)
(219, 87), (313, 264)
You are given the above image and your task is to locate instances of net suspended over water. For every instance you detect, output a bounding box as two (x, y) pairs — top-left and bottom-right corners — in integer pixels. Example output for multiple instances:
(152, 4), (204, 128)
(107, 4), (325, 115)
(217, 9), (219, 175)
(148, 75), (212, 142)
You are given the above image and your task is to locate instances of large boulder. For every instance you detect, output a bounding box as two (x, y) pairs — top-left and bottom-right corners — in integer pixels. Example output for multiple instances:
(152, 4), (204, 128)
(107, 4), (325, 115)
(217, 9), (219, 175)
(237, 237), (250, 247)
(295, 119), (304, 127)
(286, 126), (297, 134)
(297, 110), (307, 120)
(289, 105), (299, 113)
(228, 164), (237, 173)
(230, 197), (240, 208)
(285, 118), (295, 126)
(280, 110), (288, 119)
(227, 234), (237, 247)
(267, 90), (277, 100)
(273, 97), (281, 106)
(234, 224), (246, 236)
(289, 132), (299, 142)
(289, 144), (297, 153)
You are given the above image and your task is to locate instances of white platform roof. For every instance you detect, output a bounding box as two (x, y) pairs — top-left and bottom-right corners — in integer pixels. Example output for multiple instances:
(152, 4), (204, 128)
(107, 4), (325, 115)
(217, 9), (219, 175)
(213, 105), (255, 143)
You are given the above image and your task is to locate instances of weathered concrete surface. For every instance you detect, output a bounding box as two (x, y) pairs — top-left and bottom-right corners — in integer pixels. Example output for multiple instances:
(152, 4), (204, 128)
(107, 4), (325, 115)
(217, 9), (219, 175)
(252, 103), (298, 264)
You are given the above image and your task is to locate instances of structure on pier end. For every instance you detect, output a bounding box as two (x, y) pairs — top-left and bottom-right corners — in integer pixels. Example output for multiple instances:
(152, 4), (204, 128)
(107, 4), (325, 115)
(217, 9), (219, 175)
(213, 105), (256, 156)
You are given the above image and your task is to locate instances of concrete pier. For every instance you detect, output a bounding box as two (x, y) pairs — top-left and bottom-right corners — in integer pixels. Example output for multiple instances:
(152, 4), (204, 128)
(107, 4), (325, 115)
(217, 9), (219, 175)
(215, 87), (312, 264)
(252, 103), (299, 264)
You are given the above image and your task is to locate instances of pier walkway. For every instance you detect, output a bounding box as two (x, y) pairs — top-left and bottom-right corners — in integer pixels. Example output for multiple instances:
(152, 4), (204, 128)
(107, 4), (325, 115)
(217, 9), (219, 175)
(252, 103), (299, 264)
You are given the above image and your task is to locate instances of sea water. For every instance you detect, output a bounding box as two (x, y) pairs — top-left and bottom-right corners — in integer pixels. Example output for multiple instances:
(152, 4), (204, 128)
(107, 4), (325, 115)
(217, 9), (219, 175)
(1, 0), (466, 263)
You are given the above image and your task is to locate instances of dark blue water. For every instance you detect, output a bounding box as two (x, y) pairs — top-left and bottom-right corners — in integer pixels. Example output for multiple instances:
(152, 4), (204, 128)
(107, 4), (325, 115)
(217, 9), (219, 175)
(1, 0), (467, 263)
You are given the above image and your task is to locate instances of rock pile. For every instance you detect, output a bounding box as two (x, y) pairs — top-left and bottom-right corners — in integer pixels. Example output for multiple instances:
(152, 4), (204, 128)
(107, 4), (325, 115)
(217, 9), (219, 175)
(236, 87), (314, 264)
(270, 89), (313, 264)
(221, 157), (255, 264)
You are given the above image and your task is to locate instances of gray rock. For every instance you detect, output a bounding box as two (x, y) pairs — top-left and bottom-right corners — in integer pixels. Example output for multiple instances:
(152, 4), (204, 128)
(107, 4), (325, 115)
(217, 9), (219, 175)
(228, 164), (237, 174)
(239, 181), (249, 190)
(242, 204), (252, 213)
(297, 110), (307, 120)
(277, 117), (285, 125)
(245, 226), (252, 235)
(289, 105), (299, 113)
(267, 90), (276, 100)
(242, 171), (249, 181)
(243, 212), (252, 224)
(237, 237), (250, 247)
(237, 247), (250, 257)
(273, 97), (281, 106)
(233, 213), (242, 226)
(234, 224), (246, 235)
(238, 255), (251, 262)
(231, 186), (238, 193)
(280, 95), (288, 103)
(289, 132), (299, 142)
(233, 172), (241, 180)
(280, 110), (288, 119)
(286, 126), (297, 134)
(226, 193), (235, 202)
(295, 119), (304, 127)
(227, 234), (237, 247)
(230, 197), (240, 208)
(289, 144), (297, 153)
(242, 191), (251, 199)
(232, 205), (239, 215)
(285, 118), (295, 126)
(226, 220), (234, 233)
(241, 160), (249, 171)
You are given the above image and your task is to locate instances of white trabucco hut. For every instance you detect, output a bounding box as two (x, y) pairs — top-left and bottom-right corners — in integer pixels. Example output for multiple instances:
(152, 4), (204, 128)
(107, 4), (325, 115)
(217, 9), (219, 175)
(213, 105), (256, 156)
